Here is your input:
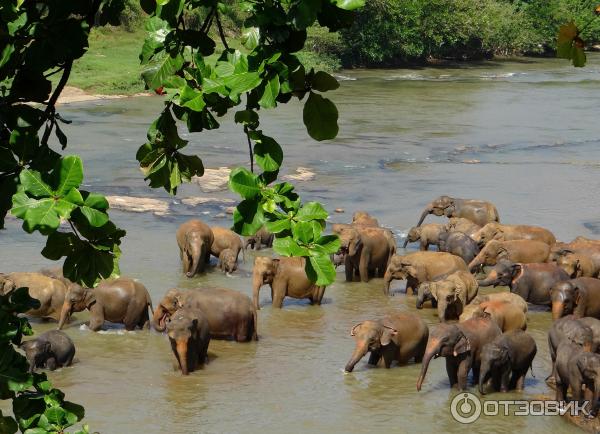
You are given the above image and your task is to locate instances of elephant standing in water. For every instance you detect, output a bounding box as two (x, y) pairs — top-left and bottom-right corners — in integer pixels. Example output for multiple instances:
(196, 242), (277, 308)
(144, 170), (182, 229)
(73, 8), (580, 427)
(252, 256), (325, 310)
(153, 287), (257, 342)
(176, 219), (214, 277)
(210, 226), (244, 271)
(446, 218), (481, 238)
(468, 239), (550, 271)
(337, 226), (396, 282)
(550, 278), (600, 320)
(20, 330), (75, 373)
(58, 277), (153, 331)
(472, 223), (556, 246)
(403, 224), (446, 250)
(351, 211), (380, 227)
(415, 270), (478, 321)
(413, 196), (500, 228)
(344, 312), (428, 372)
(167, 307), (210, 375)
(0, 272), (67, 321)
(460, 299), (527, 332)
(244, 226), (273, 250)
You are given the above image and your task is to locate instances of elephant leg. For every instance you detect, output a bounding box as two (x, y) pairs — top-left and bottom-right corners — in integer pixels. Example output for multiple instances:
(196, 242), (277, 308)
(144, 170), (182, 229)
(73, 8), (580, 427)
(446, 358), (459, 388)
(181, 250), (189, 274)
(513, 372), (526, 391)
(457, 357), (471, 391)
(359, 252), (370, 282)
(88, 315), (104, 332)
(255, 236), (263, 251)
(45, 357), (57, 371)
(123, 303), (144, 330)
(471, 360), (480, 385)
(344, 257), (355, 282)
(368, 351), (381, 366)
(420, 241), (427, 251)
(272, 286), (285, 308)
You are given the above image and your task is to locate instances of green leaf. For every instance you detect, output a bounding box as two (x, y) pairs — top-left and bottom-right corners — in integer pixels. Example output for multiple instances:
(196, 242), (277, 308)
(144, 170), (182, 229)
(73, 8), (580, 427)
(315, 234), (341, 254)
(306, 254), (336, 285)
(296, 201), (328, 221)
(264, 218), (291, 234)
(142, 54), (184, 90)
(253, 135), (283, 172)
(234, 110), (259, 128)
(82, 192), (109, 211)
(223, 72), (262, 101)
(19, 170), (53, 198)
(333, 0), (365, 10)
(80, 207), (109, 227)
(303, 91), (339, 141)
(229, 167), (261, 199)
(557, 21), (578, 59)
(241, 27), (260, 51)
(179, 85), (206, 112)
(311, 71), (339, 92)
(259, 75), (280, 108)
(273, 236), (310, 256)
(291, 220), (315, 243)
(232, 199), (265, 236)
(54, 156), (83, 195)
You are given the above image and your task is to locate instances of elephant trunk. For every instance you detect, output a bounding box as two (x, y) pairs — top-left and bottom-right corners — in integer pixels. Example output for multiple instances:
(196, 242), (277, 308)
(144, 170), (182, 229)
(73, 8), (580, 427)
(175, 339), (190, 375)
(477, 276), (495, 287)
(479, 361), (491, 395)
(252, 274), (263, 311)
(57, 300), (72, 330)
(383, 270), (392, 296)
(468, 256), (483, 272)
(417, 338), (441, 391)
(437, 300), (447, 322)
(345, 341), (369, 373)
(186, 242), (202, 278)
(416, 293), (425, 309)
(551, 300), (565, 321)
(152, 304), (169, 332)
(416, 206), (432, 227)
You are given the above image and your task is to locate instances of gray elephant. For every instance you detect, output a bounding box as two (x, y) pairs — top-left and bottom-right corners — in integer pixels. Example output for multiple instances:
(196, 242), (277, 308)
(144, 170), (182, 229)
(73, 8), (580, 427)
(218, 249), (238, 273)
(555, 251), (600, 278)
(402, 223), (446, 250)
(344, 312), (429, 372)
(20, 330), (75, 373)
(58, 277), (153, 331)
(414, 196), (500, 228)
(338, 226), (396, 282)
(472, 222), (556, 247)
(167, 307), (210, 375)
(244, 226), (273, 250)
(437, 230), (480, 264)
(252, 256), (325, 310)
(468, 239), (551, 271)
(210, 226), (244, 269)
(416, 270), (478, 321)
(479, 330), (537, 394)
(551, 278), (600, 320)
(176, 219), (214, 277)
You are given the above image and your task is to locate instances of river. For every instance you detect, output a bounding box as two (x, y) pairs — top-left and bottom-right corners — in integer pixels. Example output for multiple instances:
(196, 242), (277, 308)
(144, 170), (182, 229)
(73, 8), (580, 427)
(4, 55), (600, 433)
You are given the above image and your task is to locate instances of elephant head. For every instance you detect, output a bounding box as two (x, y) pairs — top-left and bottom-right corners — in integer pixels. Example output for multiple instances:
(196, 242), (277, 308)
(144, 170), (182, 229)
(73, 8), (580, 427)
(478, 341), (509, 394)
(252, 257), (280, 310)
(166, 308), (202, 375)
(576, 353), (600, 416)
(57, 285), (94, 330)
(416, 196), (455, 227)
(477, 260), (519, 287)
(468, 240), (509, 271)
(434, 280), (466, 322)
(0, 273), (16, 294)
(556, 253), (586, 278)
(550, 281), (578, 320)
(20, 339), (51, 373)
(416, 282), (435, 309)
(383, 256), (421, 295)
(472, 222), (502, 247)
(184, 230), (209, 278)
(344, 320), (398, 372)
(152, 288), (184, 332)
(402, 226), (422, 248)
(219, 249), (237, 273)
(338, 228), (362, 257)
(417, 323), (471, 391)
(352, 211), (379, 227)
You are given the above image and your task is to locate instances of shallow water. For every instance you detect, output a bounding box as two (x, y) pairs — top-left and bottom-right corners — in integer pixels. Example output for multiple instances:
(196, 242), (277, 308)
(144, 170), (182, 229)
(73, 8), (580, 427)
(4, 55), (600, 433)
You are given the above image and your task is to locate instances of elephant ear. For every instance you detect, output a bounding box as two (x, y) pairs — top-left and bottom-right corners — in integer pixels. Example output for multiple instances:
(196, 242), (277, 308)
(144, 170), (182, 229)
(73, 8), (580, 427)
(453, 282), (467, 306)
(430, 283), (439, 301)
(350, 323), (363, 336)
(496, 246), (510, 261)
(574, 286), (582, 306)
(380, 325), (398, 346)
(453, 331), (471, 357)
(272, 258), (281, 272)
(574, 258), (583, 277)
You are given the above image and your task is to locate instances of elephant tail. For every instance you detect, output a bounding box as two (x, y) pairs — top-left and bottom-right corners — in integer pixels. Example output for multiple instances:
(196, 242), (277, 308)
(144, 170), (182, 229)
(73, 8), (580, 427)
(146, 293), (154, 316)
(251, 307), (258, 341)
(529, 362), (535, 379)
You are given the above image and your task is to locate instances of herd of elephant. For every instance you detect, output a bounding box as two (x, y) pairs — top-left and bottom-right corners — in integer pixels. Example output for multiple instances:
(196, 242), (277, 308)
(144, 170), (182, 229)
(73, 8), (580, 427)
(4, 194), (600, 418)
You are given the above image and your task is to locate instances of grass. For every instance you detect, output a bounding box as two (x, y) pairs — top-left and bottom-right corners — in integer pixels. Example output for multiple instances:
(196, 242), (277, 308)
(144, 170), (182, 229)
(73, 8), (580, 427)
(64, 23), (343, 96)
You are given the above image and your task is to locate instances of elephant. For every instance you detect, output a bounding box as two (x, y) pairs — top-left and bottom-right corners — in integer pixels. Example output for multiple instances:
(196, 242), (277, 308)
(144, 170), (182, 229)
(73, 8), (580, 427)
(477, 260), (569, 305)
(555, 341), (600, 417)
(20, 330), (75, 373)
(551, 278), (600, 320)
(383, 251), (467, 296)
(446, 217), (481, 238)
(478, 330), (536, 394)
(176, 219), (214, 277)
(338, 226), (396, 283)
(252, 256), (325, 310)
(555, 252), (600, 278)
(152, 287), (257, 342)
(244, 226), (273, 250)
(352, 211), (380, 227)
(550, 242), (600, 270)
(218, 249), (238, 273)
(57, 277), (153, 331)
(166, 307), (210, 375)
(403, 224), (446, 250)
(210, 226), (244, 267)
(460, 299), (527, 332)
(39, 268), (82, 292)
(414, 196), (500, 228)
(416, 316), (502, 391)
(415, 271), (478, 322)
(472, 223), (556, 247)
(468, 240), (551, 272)
(437, 230), (480, 264)
(0, 272), (67, 320)
(344, 312), (428, 372)
(469, 291), (528, 313)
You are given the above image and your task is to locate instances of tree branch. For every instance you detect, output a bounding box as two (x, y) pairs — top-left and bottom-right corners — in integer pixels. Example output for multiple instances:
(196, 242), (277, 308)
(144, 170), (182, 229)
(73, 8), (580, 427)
(41, 60), (72, 146)
(244, 126), (254, 173)
(215, 12), (229, 50)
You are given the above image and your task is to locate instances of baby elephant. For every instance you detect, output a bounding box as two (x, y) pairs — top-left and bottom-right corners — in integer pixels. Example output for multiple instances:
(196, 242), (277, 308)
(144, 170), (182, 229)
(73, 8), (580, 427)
(344, 312), (429, 372)
(218, 249), (238, 273)
(416, 270), (478, 322)
(479, 330), (537, 394)
(167, 307), (210, 375)
(20, 330), (75, 373)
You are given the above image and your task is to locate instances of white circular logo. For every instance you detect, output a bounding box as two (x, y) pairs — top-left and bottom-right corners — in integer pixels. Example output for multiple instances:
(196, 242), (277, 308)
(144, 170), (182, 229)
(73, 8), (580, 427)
(450, 392), (481, 424)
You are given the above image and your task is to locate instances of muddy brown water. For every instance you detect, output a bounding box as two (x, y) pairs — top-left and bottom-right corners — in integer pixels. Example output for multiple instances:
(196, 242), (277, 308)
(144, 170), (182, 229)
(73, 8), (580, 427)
(4, 55), (600, 433)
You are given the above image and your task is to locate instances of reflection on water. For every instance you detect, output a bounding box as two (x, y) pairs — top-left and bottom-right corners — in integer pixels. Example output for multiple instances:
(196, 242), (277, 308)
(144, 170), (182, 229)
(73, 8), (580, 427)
(3, 55), (600, 433)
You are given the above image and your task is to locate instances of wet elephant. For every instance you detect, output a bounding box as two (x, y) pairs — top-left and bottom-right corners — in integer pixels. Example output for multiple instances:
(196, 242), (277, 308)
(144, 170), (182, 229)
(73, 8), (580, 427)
(551, 278), (600, 320)
(446, 217), (481, 238)
(460, 299), (527, 332)
(20, 330), (75, 373)
(167, 307), (210, 375)
(383, 251), (467, 296)
(252, 256), (325, 310)
(244, 226), (273, 250)
(339, 226), (396, 283)
(403, 224), (446, 250)
(468, 239), (551, 272)
(416, 317), (501, 391)
(555, 252), (600, 278)
(478, 260), (568, 305)
(344, 312), (428, 372)
(416, 270), (478, 322)
(0, 272), (67, 320)
(437, 230), (480, 264)
(152, 287), (257, 342)
(218, 249), (238, 273)
(472, 223), (556, 247)
(414, 196), (499, 228)
(176, 219), (214, 277)
(351, 211), (380, 227)
(58, 277), (153, 331)
(468, 291), (528, 314)
(210, 226), (244, 268)
(479, 330), (536, 394)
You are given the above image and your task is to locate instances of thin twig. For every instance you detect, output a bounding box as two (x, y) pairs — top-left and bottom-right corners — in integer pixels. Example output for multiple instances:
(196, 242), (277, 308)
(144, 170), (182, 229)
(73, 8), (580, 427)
(200, 9), (215, 34)
(68, 220), (83, 241)
(41, 60), (72, 146)
(244, 126), (254, 173)
(215, 12), (229, 50)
